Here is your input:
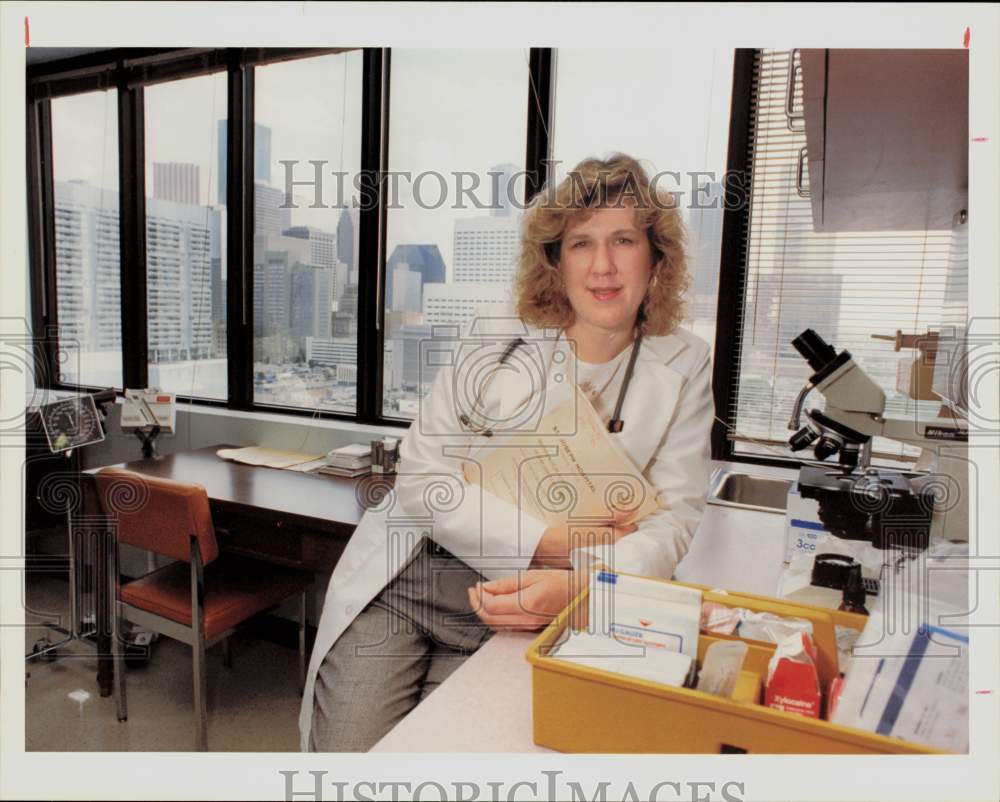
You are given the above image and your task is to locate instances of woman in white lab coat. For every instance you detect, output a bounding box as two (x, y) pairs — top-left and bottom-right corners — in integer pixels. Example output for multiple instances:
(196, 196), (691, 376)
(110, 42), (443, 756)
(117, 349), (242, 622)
(300, 153), (715, 751)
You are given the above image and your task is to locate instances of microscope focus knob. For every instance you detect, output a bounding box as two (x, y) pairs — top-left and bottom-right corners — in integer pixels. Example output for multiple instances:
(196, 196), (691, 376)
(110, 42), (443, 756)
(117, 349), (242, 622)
(814, 435), (842, 461)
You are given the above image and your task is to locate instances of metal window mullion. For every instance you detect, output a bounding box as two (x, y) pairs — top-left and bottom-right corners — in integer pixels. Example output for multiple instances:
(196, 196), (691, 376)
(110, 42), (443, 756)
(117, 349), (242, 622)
(28, 96), (60, 388)
(226, 50), (254, 411)
(118, 81), (148, 391)
(525, 48), (554, 205)
(711, 49), (758, 462)
(356, 48), (388, 424)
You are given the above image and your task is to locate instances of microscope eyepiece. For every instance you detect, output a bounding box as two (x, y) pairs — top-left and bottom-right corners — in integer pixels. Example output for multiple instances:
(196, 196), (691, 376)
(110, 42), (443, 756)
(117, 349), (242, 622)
(792, 329), (838, 372)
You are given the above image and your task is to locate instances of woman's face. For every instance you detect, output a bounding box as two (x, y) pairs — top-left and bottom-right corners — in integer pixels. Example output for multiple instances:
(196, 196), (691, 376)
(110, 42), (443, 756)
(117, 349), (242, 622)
(559, 205), (654, 339)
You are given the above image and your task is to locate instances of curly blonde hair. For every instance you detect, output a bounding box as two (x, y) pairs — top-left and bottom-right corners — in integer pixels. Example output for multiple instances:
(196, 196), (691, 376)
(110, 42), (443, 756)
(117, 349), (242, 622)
(514, 153), (690, 337)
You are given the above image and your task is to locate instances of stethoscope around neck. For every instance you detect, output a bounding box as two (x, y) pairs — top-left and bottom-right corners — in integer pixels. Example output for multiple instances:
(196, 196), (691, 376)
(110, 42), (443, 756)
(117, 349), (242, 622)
(458, 329), (644, 436)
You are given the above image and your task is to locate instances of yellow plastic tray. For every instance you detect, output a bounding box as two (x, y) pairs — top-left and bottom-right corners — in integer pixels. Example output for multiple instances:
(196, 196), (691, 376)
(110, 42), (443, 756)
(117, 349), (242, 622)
(525, 575), (943, 754)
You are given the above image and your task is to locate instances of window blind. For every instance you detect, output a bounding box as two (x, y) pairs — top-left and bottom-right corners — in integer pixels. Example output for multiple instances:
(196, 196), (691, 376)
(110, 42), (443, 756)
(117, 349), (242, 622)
(729, 49), (965, 466)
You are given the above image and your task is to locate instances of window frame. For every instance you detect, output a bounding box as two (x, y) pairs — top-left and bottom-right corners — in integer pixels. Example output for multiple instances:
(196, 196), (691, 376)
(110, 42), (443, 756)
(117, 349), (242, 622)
(27, 47), (557, 427)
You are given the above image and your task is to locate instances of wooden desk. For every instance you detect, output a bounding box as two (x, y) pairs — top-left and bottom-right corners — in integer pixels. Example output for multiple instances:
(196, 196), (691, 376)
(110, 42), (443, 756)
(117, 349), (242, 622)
(81, 444), (392, 695)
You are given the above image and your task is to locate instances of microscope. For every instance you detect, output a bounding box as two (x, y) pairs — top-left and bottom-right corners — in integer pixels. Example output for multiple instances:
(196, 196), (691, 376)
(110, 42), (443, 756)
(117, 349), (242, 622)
(786, 329), (968, 551)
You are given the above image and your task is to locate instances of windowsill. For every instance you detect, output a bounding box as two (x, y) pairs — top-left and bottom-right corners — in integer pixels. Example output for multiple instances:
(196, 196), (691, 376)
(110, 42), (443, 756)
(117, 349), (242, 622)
(179, 401), (408, 436)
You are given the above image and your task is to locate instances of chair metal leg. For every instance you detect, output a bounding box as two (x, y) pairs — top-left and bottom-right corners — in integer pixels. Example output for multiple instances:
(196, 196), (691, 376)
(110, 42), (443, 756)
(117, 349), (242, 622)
(298, 591), (307, 694)
(190, 538), (208, 751)
(112, 603), (128, 721)
(221, 636), (232, 669)
(108, 539), (127, 722)
(192, 633), (208, 751)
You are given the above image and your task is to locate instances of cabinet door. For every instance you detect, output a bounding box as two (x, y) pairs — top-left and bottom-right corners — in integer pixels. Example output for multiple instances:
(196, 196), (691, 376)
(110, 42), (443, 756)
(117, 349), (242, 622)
(800, 49), (968, 232)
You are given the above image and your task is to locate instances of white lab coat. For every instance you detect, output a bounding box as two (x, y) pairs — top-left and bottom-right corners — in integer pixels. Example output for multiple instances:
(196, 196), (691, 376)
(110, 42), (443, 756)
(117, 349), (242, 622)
(298, 317), (715, 750)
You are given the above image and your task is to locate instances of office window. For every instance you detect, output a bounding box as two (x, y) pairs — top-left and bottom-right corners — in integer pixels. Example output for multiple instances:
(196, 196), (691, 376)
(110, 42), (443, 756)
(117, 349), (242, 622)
(552, 48), (735, 350)
(252, 51), (364, 413)
(144, 72), (228, 399)
(50, 90), (122, 388)
(726, 50), (966, 465)
(381, 50), (529, 419)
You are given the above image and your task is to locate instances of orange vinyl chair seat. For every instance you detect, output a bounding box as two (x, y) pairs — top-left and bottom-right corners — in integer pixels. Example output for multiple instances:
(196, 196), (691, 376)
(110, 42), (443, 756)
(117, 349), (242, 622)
(120, 554), (312, 642)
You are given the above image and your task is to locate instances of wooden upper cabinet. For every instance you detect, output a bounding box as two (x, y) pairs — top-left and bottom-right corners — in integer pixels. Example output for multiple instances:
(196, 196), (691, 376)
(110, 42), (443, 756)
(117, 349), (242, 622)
(799, 49), (968, 232)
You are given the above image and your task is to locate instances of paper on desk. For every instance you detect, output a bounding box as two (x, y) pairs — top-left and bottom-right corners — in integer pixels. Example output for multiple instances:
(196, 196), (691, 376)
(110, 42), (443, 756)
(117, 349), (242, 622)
(461, 384), (662, 528)
(216, 446), (325, 469)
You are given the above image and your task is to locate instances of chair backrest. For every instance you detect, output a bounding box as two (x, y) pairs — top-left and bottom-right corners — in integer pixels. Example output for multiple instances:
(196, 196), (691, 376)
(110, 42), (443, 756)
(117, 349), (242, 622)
(94, 467), (219, 565)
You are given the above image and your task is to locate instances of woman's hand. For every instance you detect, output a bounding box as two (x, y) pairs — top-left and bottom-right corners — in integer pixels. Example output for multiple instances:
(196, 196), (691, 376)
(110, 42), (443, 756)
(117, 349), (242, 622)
(530, 512), (638, 568)
(467, 569), (588, 631)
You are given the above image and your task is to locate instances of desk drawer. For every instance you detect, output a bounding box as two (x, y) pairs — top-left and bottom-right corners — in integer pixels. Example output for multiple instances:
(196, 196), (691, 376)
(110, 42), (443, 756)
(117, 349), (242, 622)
(213, 506), (351, 572)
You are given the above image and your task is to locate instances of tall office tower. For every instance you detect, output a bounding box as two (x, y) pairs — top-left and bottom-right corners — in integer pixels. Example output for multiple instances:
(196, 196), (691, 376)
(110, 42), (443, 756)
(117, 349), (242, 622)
(333, 262), (349, 305)
(152, 162), (200, 206)
(252, 232), (310, 341)
(282, 225), (337, 269)
(145, 198), (218, 362)
(388, 323), (437, 392)
(290, 263), (335, 340)
(53, 181), (122, 353)
(209, 208), (226, 358)
(384, 244), (445, 310)
(338, 282), (359, 317)
(421, 282), (512, 328)
(255, 183), (293, 238)
(389, 262), (423, 314)
(217, 120), (273, 204)
(452, 215), (522, 284)
(487, 162), (520, 218)
(332, 279), (359, 338)
(336, 206), (359, 277)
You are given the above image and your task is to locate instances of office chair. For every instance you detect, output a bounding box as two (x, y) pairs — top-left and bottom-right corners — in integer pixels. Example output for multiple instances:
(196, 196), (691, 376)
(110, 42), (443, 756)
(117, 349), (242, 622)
(95, 467), (312, 750)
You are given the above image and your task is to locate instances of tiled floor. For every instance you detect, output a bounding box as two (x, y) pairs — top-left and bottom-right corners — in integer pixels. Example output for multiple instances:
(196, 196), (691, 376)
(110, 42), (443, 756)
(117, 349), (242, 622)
(24, 575), (303, 752)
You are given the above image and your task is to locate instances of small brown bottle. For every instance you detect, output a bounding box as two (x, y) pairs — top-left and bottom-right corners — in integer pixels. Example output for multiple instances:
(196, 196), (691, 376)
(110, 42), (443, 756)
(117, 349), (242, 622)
(839, 564), (869, 615)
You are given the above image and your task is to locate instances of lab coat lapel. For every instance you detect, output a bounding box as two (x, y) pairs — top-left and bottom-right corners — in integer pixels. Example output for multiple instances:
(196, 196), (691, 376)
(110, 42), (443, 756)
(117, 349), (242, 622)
(615, 334), (690, 471)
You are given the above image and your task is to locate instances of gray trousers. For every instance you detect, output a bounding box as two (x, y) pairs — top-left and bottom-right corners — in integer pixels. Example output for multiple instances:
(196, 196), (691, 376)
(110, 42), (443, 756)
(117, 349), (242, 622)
(310, 539), (493, 751)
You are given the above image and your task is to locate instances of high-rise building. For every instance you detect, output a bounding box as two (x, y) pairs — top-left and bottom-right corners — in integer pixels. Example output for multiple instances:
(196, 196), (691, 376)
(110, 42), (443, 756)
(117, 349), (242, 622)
(283, 225), (350, 316)
(337, 206), (360, 279)
(388, 323), (438, 392)
(389, 262), (423, 314)
(252, 232), (310, 339)
(452, 215), (521, 284)
(421, 282), (512, 328)
(145, 198), (218, 362)
(305, 336), (357, 370)
(384, 244), (445, 310)
(290, 263), (334, 340)
(153, 162), (200, 206)
(217, 120), (273, 204)
(52, 181), (122, 354)
(283, 225), (337, 270)
(255, 183), (293, 239)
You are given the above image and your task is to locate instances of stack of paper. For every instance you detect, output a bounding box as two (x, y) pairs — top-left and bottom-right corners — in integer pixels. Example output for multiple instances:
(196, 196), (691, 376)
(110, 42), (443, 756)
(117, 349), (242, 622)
(319, 443), (372, 477)
(216, 447), (325, 470)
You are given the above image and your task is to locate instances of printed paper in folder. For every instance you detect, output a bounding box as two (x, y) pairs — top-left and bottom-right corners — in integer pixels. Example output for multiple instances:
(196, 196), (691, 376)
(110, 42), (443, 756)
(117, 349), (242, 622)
(462, 384), (662, 527)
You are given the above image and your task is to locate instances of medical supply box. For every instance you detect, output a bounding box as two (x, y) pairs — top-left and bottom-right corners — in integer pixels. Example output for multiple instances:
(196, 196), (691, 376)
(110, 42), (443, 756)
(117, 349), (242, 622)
(525, 576), (943, 754)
